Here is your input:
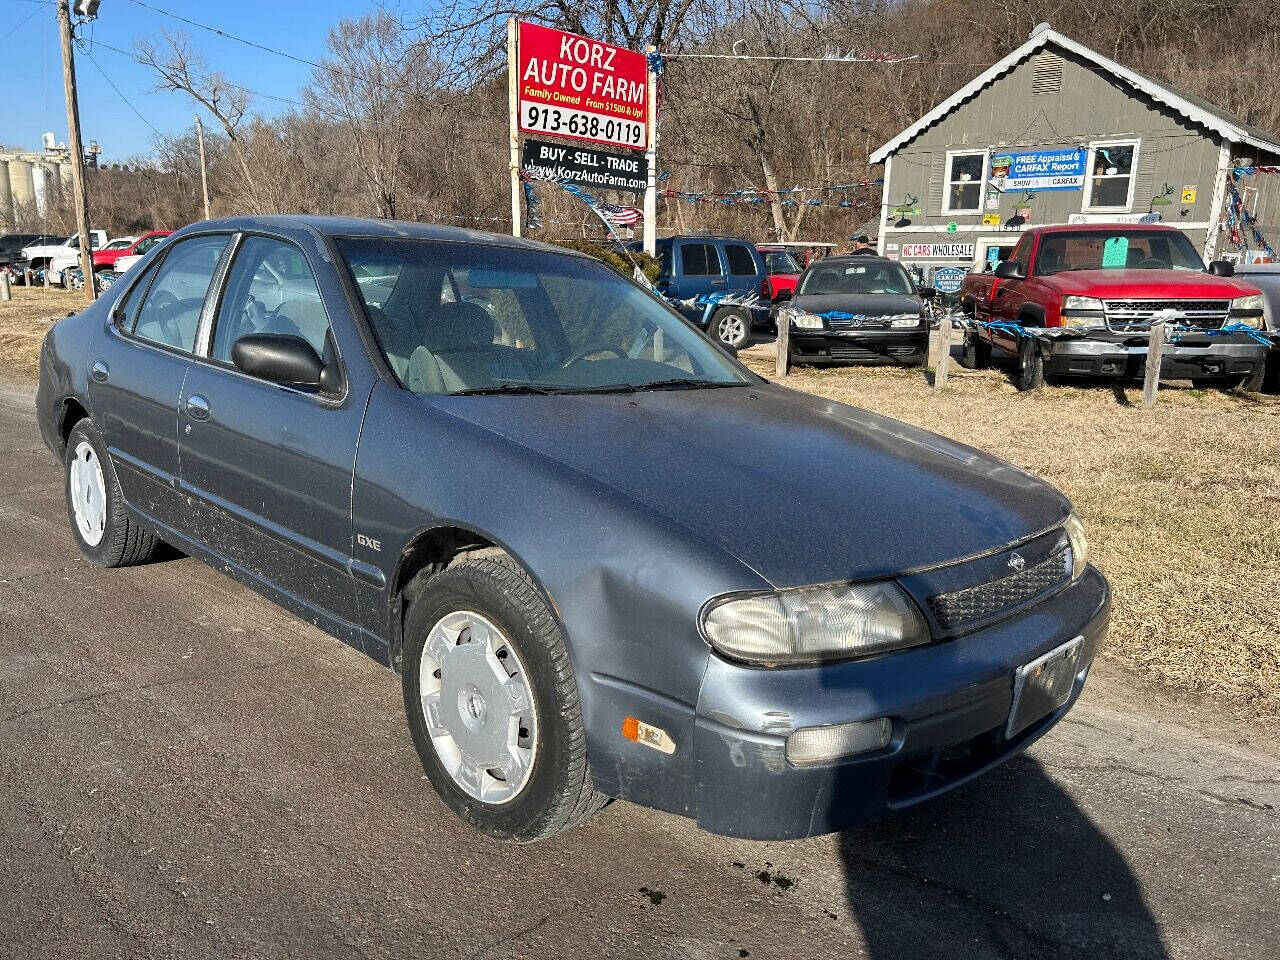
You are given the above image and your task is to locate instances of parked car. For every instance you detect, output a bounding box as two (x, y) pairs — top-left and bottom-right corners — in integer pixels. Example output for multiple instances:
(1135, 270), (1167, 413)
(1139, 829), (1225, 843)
(109, 231), (174, 277)
(635, 235), (772, 350)
(959, 224), (1268, 390)
(38, 215), (1109, 843)
(2, 234), (65, 284)
(94, 230), (173, 272)
(20, 230), (108, 285)
(775, 255), (934, 366)
(1231, 261), (1280, 392)
(755, 244), (802, 301)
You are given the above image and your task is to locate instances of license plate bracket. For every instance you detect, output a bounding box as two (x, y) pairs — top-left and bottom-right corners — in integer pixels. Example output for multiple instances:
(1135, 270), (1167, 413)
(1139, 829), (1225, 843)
(1006, 636), (1084, 739)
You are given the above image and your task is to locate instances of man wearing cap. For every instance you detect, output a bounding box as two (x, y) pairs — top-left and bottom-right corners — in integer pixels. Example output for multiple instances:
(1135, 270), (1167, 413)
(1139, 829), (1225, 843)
(849, 234), (876, 255)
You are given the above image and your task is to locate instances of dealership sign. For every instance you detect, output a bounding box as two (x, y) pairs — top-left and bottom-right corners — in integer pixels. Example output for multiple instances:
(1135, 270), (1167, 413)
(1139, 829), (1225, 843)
(521, 139), (647, 193)
(517, 21), (649, 151)
(901, 242), (975, 259)
(990, 148), (1087, 192)
(931, 266), (968, 293)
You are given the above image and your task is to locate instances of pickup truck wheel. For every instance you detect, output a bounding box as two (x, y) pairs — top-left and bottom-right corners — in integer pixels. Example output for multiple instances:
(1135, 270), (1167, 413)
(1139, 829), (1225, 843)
(959, 332), (991, 369)
(402, 555), (607, 842)
(710, 308), (751, 350)
(64, 420), (163, 567)
(1016, 337), (1045, 391)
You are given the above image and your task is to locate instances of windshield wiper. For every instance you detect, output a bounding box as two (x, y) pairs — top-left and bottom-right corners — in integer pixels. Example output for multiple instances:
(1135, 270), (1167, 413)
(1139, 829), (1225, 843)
(449, 382), (563, 396)
(638, 378), (745, 391)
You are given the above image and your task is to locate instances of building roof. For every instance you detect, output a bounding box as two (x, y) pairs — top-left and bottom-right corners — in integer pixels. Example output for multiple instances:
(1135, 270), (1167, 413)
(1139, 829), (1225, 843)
(870, 26), (1280, 164)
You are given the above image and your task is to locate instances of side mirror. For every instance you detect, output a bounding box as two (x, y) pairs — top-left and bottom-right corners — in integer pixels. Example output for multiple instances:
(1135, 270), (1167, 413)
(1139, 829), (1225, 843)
(232, 333), (327, 391)
(1208, 260), (1235, 277)
(994, 260), (1026, 280)
(773, 288), (793, 303)
(918, 286), (938, 300)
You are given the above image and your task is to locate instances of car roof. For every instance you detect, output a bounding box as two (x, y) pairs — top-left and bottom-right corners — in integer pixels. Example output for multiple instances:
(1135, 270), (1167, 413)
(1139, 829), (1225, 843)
(1026, 222), (1182, 234)
(805, 255), (903, 268)
(179, 215), (584, 258)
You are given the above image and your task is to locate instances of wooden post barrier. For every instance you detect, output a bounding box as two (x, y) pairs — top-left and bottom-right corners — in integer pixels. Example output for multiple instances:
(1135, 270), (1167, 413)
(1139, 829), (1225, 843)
(932, 316), (950, 389)
(0, 270), (11, 302)
(1142, 319), (1167, 409)
(775, 313), (790, 378)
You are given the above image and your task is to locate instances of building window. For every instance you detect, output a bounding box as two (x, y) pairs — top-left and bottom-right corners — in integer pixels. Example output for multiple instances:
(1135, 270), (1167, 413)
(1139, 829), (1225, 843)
(1084, 141), (1139, 211)
(943, 150), (988, 213)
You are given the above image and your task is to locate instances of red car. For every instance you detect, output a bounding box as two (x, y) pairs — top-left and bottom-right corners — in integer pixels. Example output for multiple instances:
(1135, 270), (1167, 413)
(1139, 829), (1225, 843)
(756, 245), (802, 301)
(92, 230), (173, 271)
(959, 224), (1267, 390)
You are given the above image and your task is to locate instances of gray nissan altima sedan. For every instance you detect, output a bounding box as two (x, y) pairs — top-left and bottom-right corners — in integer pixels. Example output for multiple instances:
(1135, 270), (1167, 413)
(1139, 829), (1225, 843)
(36, 216), (1110, 842)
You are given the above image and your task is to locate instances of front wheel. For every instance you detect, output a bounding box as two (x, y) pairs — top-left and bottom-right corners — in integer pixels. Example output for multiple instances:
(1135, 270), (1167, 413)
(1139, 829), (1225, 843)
(402, 555), (607, 842)
(959, 332), (991, 369)
(710, 308), (751, 350)
(64, 420), (163, 566)
(1016, 336), (1045, 391)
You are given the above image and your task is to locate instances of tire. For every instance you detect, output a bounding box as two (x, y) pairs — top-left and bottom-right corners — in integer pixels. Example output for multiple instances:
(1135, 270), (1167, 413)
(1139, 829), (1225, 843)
(710, 308), (751, 350)
(1192, 373), (1254, 390)
(1016, 336), (1045, 391)
(402, 554), (607, 842)
(959, 331), (991, 369)
(64, 419), (163, 567)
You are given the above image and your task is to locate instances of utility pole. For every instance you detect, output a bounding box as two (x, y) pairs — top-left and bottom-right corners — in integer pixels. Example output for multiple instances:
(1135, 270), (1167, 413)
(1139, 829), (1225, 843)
(57, 0), (96, 303)
(195, 115), (211, 220)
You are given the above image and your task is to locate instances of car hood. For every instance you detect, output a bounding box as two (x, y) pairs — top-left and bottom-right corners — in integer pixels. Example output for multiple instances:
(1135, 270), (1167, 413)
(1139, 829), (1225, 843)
(794, 293), (923, 315)
(1040, 269), (1256, 298)
(432, 385), (1068, 588)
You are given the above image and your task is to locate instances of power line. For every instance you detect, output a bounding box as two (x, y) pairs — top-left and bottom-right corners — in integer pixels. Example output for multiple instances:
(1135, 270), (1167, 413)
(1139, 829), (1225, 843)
(80, 43), (163, 136)
(0, 3), (43, 45)
(93, 38), (307, 107)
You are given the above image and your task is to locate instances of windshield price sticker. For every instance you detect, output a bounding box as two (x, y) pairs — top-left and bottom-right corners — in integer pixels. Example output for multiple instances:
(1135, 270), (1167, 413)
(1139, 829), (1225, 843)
(518, 21), (649, 151)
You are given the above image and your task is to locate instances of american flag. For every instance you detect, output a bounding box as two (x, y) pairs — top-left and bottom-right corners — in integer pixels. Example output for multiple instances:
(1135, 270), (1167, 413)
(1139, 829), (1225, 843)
(600, 204), (643, 225)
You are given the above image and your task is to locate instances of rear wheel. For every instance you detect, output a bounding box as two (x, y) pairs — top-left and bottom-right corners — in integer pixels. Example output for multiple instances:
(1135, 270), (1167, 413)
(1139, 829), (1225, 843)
(1016, 336), (1045, 391)
(64, 420), (163, 567)
(402, 555), (607, 842)
(710, 308), (751, 350)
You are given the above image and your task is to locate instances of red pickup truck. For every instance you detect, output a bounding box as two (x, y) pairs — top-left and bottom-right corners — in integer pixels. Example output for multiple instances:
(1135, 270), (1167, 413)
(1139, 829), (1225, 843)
(959, 224), (1268, 390)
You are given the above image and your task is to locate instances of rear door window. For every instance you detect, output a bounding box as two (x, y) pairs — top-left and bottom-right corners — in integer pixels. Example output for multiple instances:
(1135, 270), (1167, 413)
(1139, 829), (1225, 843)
(724, 244), (758, 276)
(680, 243), (721, 276)
(130, 234), (230, 352)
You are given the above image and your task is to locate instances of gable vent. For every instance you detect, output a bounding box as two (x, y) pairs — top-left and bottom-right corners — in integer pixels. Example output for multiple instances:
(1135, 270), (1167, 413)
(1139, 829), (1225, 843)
(1032, 52), (1063, 95)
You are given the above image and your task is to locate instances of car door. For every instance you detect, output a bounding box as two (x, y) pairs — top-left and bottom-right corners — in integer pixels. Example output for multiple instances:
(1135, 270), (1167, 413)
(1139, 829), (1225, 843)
(721, 241), (762, 300)
(177, 233), (365, 624)
(672, 239), (725, 320)
(990, 234), (1034, 354)
(88, 233), (232, 530)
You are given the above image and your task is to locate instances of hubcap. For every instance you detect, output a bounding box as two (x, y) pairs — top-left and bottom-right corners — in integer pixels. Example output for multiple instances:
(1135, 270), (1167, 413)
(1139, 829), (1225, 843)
(69, 440), (107, 547)
(418, 610), (538, 805)
(718, 314), (745, 345)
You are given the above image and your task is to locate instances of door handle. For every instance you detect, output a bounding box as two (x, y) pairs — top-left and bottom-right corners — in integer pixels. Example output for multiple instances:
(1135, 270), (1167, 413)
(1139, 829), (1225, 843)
(185, 394), (210, 421)
(710, 279), (726, 286)
(91, 360), (109, 382)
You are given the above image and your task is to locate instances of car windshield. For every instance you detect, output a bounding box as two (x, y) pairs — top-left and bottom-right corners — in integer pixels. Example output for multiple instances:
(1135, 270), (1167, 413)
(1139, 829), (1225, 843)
(1035, 230), (1205, 275)
(797, 261), (913, 296)
(336, 238), (752, 396)
(763, 251), (801, 274)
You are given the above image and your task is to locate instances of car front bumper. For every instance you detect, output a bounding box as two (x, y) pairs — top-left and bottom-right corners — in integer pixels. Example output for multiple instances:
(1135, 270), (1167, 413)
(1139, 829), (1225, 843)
(790, 328), (928, 365)
(1041, 331), (1267, 381)
(691, 564), (1110, 839)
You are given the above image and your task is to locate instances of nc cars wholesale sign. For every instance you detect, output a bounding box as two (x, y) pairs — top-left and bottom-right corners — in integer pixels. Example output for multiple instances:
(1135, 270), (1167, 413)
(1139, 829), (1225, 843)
(990, 149), (1087, 192)
(517, 21), (649, 151)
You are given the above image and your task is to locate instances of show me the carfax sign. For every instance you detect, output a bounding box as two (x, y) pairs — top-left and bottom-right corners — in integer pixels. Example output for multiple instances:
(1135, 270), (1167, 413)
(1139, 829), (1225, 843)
(989, 148), (1087, 192)
(516, 21), (649, 151)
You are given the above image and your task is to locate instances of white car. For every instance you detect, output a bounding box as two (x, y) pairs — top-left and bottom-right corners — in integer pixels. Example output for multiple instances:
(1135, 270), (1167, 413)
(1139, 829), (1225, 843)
(22, 230), (108, 284)
(50, 235), (137, 286)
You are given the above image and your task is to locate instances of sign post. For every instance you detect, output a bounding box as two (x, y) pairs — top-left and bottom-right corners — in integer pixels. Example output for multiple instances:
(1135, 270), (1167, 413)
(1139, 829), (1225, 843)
(507, 18), (522, 237)
(642, 50), (658, 255)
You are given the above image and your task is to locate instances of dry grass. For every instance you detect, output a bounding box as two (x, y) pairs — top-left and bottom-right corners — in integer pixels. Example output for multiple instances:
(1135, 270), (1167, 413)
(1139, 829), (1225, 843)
(740, 342), (1280, 719)
(0, 286), (82, 377)
(1, 295), (1276, 715)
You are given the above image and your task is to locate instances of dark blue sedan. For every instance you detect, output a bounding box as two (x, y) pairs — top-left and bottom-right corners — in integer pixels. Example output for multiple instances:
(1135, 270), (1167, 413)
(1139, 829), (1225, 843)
(36, 217), (1110, 842)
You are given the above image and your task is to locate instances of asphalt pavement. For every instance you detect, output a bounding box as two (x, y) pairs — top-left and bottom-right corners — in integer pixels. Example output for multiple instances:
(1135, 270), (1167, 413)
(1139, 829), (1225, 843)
(1, 374), (1277, 960)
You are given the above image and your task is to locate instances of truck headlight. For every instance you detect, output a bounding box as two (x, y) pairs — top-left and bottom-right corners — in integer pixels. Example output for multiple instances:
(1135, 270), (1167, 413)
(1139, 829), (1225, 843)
(1064, 512), (1089, 580)
(1230, 294), (1264, 320)
(702, 581), (929, 665)
(787, 309), (824, 330)
(1062, 296), (1105, 326)
(889, 315), (922, 328)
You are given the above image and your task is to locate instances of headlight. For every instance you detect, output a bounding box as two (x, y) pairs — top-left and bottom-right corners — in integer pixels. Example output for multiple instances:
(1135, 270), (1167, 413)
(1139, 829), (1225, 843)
(1064, 512), (1089, 580)
(787, 309), (824, 330)
(702, 581), (929, 665)
(889, 315), (922, 328)
(1230, 294), (1264, 319)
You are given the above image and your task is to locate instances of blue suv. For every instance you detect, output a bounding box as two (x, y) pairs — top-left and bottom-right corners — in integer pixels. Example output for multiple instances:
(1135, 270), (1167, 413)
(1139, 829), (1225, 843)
(643, 236), (772, 350)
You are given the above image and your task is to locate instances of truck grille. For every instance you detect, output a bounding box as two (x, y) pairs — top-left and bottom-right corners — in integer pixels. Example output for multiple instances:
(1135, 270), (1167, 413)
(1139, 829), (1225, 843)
(927, 550), (1071, 630)
(1103, 299), (1229, 331)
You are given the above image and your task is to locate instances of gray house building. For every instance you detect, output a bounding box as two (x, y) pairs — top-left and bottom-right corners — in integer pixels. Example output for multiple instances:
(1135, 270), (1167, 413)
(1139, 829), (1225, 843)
(870, 24), (1280, 277)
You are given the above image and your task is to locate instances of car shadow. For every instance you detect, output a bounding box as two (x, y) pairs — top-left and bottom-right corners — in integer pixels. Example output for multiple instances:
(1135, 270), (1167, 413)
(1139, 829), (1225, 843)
(833, 754), (1169, 958)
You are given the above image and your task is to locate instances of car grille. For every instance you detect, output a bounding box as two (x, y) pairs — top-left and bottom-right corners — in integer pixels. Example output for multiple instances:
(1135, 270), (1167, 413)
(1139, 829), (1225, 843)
(1103, 299), (1229, 331)
(826, 344), (922, 360)
(927, 550), (1071, 630)
(826, 316), (891, 330)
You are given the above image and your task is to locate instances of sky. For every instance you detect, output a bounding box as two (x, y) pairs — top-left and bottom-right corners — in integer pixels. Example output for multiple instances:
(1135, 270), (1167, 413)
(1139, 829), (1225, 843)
(2, 0), (398, 162)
